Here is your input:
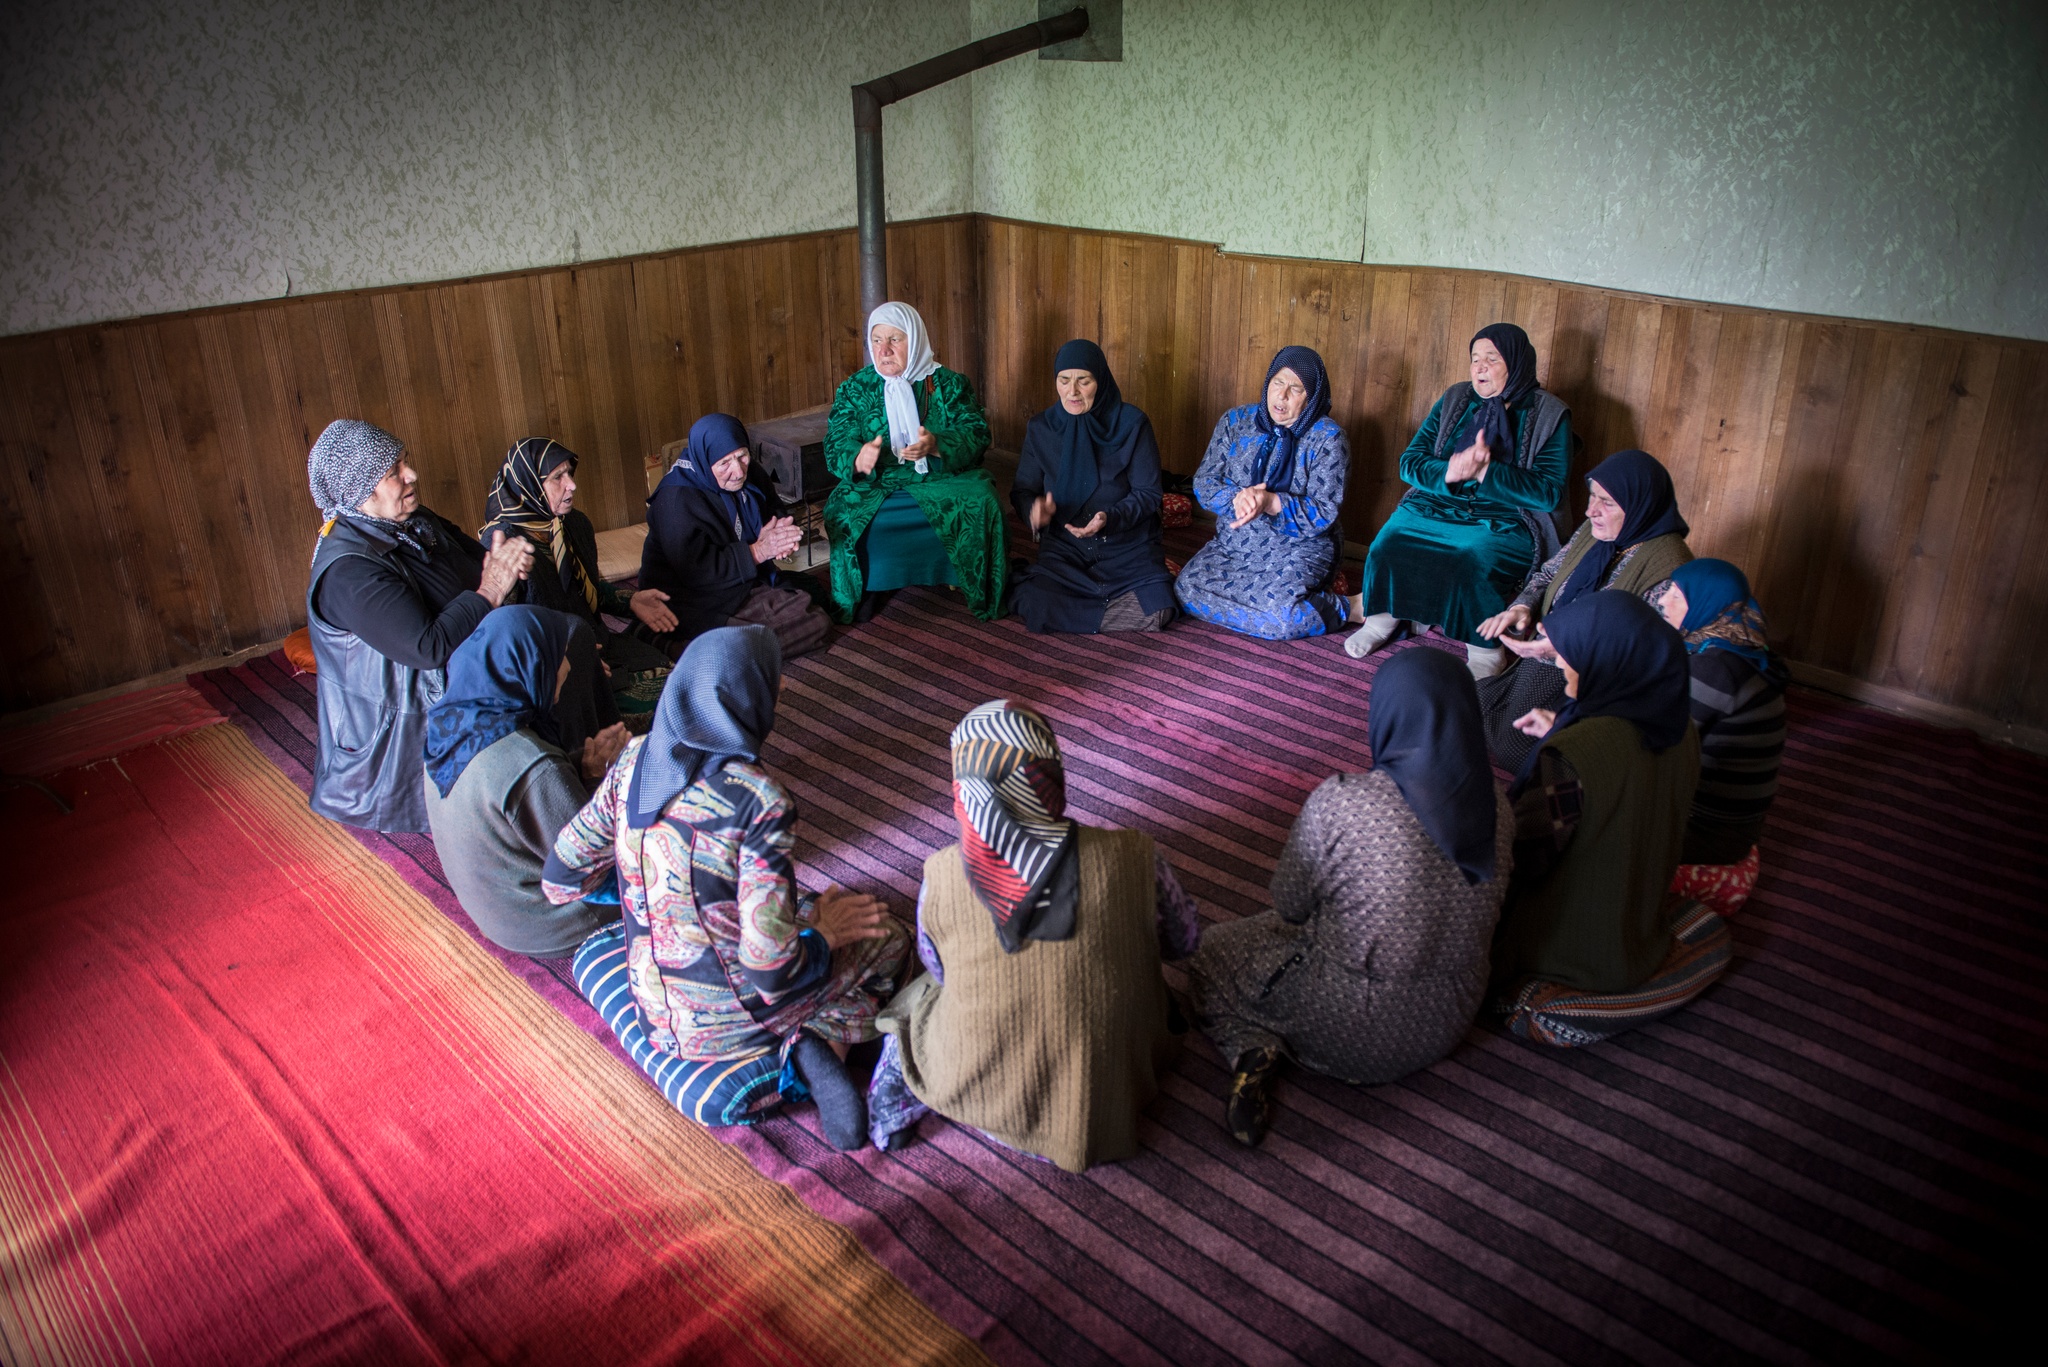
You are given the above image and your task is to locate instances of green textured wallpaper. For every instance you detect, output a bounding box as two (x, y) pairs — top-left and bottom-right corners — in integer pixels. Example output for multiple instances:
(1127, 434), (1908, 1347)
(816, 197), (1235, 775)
(1, 0), (977, 335)
(972, 0), (2048, 340)
(6, 0), (2043, 339)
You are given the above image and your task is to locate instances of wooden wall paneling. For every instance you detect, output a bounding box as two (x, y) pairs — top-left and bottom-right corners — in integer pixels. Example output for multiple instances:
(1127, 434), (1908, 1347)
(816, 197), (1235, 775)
(621, 255), (684, 523)
(0, 338), (97, 700)
(1946, 346), (2048, 720)
(1886, 339), (1996, 699)
(0, 352), (64, 703)
(192, 309), (295, 643)
(1161, 238), (1215, 471)
(219, 307), (317, 621)
(1754, 322), (1859, 671)
(1638, 305), (1725, 535)
(142, 316), (253, 658)
(1685, 311), (1792, 573)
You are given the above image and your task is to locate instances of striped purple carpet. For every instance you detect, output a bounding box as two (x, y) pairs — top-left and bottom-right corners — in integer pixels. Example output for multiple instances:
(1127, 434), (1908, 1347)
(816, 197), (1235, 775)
(199, 585), (2041, 1365)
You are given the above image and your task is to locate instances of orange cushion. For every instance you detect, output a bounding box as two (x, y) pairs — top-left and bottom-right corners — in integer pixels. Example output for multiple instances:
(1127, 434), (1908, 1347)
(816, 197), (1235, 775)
(283, 628), (317, 674)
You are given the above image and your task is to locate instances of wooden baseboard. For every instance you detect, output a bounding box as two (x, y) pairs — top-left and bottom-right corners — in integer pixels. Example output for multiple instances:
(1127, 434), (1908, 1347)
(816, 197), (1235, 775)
(1785, 662), (2047, 756)
(0, 637), (287, 731)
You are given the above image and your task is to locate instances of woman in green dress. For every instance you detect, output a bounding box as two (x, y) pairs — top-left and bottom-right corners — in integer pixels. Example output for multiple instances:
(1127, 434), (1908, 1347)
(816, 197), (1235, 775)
(1348, 323), (1570, 678)
(822, 302), (1005, 623)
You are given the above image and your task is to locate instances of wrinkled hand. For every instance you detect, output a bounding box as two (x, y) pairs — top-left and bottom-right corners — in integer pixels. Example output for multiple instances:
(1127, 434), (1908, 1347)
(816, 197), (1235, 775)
(1028, 491), (1056, 534)
(900, 427), (937, 461)
(1229, 484), (1281, 531)
(751, 515), (804, 564)
(580, 723), (630, 782)
(1446, 428), (1493, 485)
(477, 530), (534, 606)
(1511, 707), (1557, 739)
(1476, 603), (1532, 641)
(811, 886), (892, 951)
(1065, 511), (1108, 538)
(855, 437), (883, 476)
(630, 588), (676, 633)
(1501, 628), (1558, 662)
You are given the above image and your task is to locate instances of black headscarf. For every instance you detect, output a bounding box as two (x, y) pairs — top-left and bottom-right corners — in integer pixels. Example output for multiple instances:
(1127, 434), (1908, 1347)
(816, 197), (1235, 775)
(1453, 323), (1539, 462)
(1510, 590), (1692, 797)
(1045, 339), (1146, 516)
(656, 414), (767, 545)
(1252, 345), (1332, 492)
(1551, 449), (1690, 613)
(422, 606), (572, 798)
(1368, 647), (1499, 884)
(482, 437), (595, 610)
(627, 624), (783, 829)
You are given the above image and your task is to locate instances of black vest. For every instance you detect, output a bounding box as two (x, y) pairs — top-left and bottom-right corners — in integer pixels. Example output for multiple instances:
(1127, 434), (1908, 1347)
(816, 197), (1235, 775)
(306, 517), (451, 833)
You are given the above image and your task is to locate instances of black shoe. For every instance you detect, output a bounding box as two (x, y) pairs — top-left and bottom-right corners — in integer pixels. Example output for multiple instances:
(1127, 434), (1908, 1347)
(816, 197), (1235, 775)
(1225, 1048), (1281, 1148)
(792, 1035), (869, 1151)
(851, 589), (895, 624)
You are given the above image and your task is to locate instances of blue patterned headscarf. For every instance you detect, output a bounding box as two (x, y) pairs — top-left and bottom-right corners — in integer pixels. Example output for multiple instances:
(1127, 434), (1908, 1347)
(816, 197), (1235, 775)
(658, 413), (767, 544)
(1670, 559), (1776, 672)
(1251, 346), (1331, 492)
(1511, 590), (1692, 797)
(627, 624), (783, 829)
(1551, 449), (1690, 613)
(423, 607), (573, 799)
(1453, 323), (1539, 462)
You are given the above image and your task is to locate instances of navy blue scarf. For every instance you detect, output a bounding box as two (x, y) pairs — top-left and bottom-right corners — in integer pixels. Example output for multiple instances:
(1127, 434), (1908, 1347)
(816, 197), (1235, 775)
(1045, 339), (1145, 517)
(423, 606), (572, 798)
(1369, 647), (1499, 884)
(1510, 590), (1692, 797)
(1251, 346), (1331, 492)
(627, 624), (783, 829)
(1452, 323), (1539, 462)
(659, 413), (767, 544)
(1670, 558), (1778, 673)
(1552, 449), (1689, 612)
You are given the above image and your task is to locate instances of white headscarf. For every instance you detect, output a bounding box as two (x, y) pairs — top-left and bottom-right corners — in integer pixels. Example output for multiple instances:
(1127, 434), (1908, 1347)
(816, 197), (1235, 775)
(867, 301), (939, 459)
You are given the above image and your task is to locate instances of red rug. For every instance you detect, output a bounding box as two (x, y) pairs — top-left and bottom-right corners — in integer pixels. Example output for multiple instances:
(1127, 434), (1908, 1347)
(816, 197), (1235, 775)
(0, 682), (223, 776)
(0, 725), (982, 1367)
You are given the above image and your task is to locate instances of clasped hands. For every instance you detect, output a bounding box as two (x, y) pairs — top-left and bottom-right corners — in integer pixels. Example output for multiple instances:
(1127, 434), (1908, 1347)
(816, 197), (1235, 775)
(1029, 492), (1107, 539)
(750, 515), (804, 564)
(807, 886), (894, 951)
(477, 530), (535, 606)
(1444, 428), (1493, 485)
(854, 428), (936, 476)
(1474, 603), (1557, 661)
(579, 722), (630, 782)
(1228, 484), (1284, 531)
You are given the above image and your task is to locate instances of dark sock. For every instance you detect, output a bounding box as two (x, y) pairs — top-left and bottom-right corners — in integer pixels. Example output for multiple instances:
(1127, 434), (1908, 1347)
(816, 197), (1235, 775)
(792, 1035), (868, 1151)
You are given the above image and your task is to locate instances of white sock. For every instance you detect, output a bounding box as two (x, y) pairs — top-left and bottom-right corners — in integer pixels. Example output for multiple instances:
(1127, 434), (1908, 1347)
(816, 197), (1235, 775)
(1345, 613), (1400, 659)
(1466, 643), (1508, 679)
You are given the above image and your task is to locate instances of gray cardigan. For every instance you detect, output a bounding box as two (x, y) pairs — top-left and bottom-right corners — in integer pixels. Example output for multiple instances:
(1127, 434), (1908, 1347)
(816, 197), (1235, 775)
(423, 729), (615, 956)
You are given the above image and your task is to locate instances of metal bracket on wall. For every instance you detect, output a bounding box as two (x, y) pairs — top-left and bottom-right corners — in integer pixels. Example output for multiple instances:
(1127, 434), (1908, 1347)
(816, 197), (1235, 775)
(1040, 0), (1120, 61)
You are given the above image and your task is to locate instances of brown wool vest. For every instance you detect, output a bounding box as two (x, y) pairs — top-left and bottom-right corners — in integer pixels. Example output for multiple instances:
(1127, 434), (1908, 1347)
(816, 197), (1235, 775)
(889, 826), (1179, 1173)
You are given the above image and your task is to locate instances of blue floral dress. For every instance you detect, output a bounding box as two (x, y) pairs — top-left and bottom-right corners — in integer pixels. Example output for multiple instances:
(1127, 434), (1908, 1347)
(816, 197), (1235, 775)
(1174, 406), (1351, 640)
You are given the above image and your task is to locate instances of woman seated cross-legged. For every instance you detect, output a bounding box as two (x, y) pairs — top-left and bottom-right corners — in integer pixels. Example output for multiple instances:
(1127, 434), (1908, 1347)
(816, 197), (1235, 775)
(1491, 591), (1728, 1046)
(640, 413), (831, 662)
(1187, 647), (1515, 1147)
(483, 436), (676, 721)
(822, 302), (1005, 624)
(1009, 340), (1177, 633)
(423, 606), (629, 956)
(542, 625), (909, 1146)
(1659, 559), (1789, 917)
(305, 418), (538, 834)
(1474, 448), (1693, 772)
(1174, 346), (1352, 640)
(1347, 324), (1571, 678)
(867, 702), (1199, 1171)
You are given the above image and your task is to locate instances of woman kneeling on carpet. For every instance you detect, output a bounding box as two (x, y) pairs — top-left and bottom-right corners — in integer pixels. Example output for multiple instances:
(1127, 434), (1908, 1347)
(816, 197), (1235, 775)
(423, 607), (628, 956)
(542, 626), (909, 1145)
(1188, 647), (1514, 1147)
(1008, 339), (1177, 633)
(867, 701), (1199, 1171)
(640, 413), (831, 661)
(822, 302), (1004, 623)
(305, 418), (539, 834)
(1473, 449), (1693, 773)
(1659, 559), (1788, 917)
(1174, 346), (1352, 640)
(1490, 592), (1728, 1045)
(482, 436), (677, 721)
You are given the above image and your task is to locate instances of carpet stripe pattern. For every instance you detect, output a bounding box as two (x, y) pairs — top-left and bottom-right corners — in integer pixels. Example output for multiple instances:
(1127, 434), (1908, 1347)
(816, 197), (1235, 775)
(198, 586), (2042, 1365)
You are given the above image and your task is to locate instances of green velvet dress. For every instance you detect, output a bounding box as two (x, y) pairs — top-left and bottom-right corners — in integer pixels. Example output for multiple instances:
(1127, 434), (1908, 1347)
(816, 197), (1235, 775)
(822, 365), (1005, 623)
(1360, 392), (1570, 644)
